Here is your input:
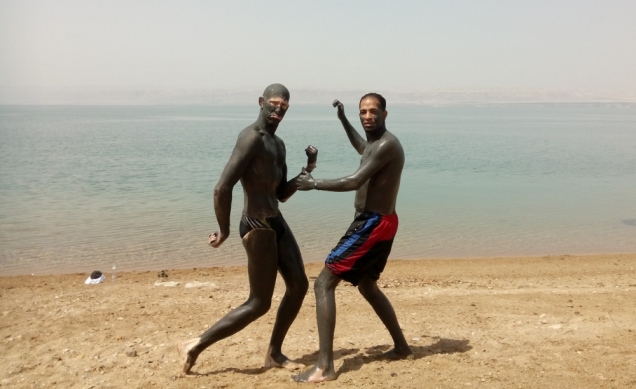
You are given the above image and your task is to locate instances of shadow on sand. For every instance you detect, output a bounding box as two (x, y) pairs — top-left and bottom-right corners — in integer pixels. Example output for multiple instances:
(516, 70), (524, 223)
(187, 337), (471, 378)
(334, 337), (472, 377)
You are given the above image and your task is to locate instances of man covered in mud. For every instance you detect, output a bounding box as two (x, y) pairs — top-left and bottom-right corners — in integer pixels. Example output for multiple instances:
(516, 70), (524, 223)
(293, 94), (412, 383)
(178, 83), (317, 375)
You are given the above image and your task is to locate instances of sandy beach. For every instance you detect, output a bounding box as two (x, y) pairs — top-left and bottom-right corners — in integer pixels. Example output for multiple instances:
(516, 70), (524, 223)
(1, 254), (635, 388)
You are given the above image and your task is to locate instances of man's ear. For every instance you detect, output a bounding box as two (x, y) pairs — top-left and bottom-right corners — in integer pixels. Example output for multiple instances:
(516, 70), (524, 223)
(383, 110), (388, 119)
(259, 96), (264, 108)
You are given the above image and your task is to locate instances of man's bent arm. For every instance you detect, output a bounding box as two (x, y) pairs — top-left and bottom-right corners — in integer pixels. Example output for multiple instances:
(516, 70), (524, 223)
(303, 140), (396, 192)
(333, 99), (365, 155)
(278, 145), (318, 202)
(277, 163), (298, 203)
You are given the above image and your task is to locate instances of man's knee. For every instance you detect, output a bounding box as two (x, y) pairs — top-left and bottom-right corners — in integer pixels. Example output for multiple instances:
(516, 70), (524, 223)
(313, 277), (324, 296)
(314, 269), (338, 295)
(282, 274), (308, 300)
(357, 278), (380, 300)
(295, 275), (309, 296)
(247, 298), (272, 318)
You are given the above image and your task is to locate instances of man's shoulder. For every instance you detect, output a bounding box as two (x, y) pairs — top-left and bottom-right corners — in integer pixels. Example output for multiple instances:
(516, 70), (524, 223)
(366, 131), (404, 165)
(384, 129), (402, 142)
(238, 123), (261, 136)
(376, 130), (403, 151)
(237, 125), (265, 144)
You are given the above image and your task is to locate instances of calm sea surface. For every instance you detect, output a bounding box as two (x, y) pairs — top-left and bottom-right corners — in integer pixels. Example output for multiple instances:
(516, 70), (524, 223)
(1, 104), (635, 275)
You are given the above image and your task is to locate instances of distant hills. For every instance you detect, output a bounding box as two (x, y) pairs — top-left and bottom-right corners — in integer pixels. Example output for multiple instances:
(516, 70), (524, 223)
(1, 86), (634, 105)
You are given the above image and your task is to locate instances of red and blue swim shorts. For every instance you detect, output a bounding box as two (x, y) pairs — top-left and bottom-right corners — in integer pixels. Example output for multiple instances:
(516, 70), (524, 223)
(325, 211), (398, 286)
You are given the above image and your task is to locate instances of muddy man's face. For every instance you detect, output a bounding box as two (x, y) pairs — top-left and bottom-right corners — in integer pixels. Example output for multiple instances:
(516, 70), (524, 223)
(261, 96), (290, 124)
(359, 96), (387, 132)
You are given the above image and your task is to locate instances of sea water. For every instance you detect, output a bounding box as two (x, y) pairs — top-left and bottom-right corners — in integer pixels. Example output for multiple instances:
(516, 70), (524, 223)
(1, 103), (635, 275)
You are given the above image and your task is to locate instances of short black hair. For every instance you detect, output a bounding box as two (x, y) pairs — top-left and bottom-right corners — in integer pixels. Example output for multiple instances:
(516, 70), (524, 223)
(359, 93), (386, 111)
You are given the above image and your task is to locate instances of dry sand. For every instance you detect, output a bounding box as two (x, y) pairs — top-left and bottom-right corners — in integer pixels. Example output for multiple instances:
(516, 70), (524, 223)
(1, 254), (635, 388)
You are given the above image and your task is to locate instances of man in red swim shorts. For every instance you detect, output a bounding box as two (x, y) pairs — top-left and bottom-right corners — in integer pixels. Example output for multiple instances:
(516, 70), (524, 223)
(294, 93), (412, 383)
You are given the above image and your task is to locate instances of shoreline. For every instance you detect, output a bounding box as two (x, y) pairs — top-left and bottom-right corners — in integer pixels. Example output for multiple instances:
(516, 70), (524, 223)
(2, 251), (636, 278)
(2, 253), (635, 388)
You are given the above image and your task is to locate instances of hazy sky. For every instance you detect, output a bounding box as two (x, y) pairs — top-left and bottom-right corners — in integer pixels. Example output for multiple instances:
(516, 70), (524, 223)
(1, 0), (635, 97)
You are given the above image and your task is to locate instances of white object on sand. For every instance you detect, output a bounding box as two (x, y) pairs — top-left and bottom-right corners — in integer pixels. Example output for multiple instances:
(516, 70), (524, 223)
(184, 281), (218, 289)
(85, 274), (105, 285)
(154, 280), (180, 287)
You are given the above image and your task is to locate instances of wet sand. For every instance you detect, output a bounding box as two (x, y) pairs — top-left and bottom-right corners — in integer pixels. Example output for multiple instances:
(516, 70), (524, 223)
(1, 254), (635, 388)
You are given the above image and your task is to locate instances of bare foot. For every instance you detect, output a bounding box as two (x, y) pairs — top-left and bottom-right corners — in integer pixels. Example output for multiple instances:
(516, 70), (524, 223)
(264, 354), (305, 370)
(177, 338), (200, 375)
(264, 348), (306, 370)
(292, 365), (336, 383)
(374, 348), (414, 360)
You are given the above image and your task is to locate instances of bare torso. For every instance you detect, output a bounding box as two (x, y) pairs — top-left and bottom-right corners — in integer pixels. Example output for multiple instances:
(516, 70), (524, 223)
(237, 125), (287, 218)
(354, 130), (404, 215)
(184, 85), (312, 376)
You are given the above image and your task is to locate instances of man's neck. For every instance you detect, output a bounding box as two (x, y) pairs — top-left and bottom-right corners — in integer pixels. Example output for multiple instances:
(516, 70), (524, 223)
(256, 116), (278, 135)
(365, 126), (387, 142)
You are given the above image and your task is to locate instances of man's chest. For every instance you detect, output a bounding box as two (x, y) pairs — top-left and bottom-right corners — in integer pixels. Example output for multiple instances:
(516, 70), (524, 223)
(259, 136), (285, 167)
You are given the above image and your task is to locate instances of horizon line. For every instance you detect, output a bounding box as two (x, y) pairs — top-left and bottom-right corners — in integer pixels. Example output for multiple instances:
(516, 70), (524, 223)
(1, 86), (635, 105)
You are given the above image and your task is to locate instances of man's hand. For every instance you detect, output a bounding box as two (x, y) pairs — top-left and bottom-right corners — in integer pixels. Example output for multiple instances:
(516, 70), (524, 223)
(208, 231), (227, 248)
(296, 170), (316, 191)
(332, 99), (345, 121)
(304, 145), (318, 173)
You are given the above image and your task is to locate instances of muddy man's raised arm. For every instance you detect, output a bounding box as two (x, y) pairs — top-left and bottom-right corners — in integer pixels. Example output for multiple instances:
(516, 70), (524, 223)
(333, 99), (365, 155)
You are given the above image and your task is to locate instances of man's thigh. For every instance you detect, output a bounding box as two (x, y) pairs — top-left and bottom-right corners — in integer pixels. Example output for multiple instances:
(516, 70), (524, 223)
(243, 228), (279, 296)
(274, 216), (306, 283)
